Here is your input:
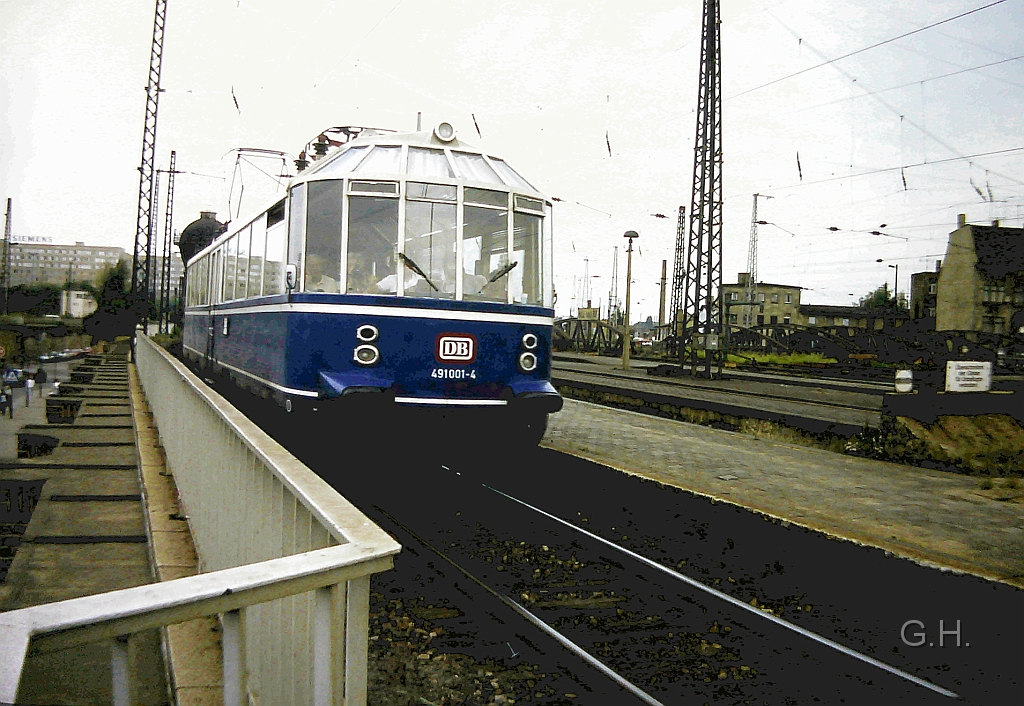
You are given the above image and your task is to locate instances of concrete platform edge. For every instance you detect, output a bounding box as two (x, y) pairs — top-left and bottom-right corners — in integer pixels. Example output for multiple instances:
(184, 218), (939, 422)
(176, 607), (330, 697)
(542, 399), (1023, 590)
(129, 363), (224, 705)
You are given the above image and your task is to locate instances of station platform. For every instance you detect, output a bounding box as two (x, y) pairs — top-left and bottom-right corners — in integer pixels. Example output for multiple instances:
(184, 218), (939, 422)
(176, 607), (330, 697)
(0, 354), (216, 705)
(544, 398), (1024, 588)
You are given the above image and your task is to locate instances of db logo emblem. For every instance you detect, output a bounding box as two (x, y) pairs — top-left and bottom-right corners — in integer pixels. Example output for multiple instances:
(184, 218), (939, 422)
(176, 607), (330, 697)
(436, 334), (476, 363)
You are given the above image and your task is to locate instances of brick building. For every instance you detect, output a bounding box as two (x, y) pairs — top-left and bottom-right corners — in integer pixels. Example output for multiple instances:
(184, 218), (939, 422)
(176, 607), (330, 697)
(910, 261), (941, 323)
(720, 273), (802, 326)
(935, 215), (1024, 334)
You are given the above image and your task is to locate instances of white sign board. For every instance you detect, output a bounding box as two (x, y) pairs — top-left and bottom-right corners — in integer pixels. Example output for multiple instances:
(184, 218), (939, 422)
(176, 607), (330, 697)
(945, 361), (992, 392)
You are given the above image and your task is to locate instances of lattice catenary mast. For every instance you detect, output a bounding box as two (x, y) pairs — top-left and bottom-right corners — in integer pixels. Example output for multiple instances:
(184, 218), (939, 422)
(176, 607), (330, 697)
(744, 193), (771, 325)
(159, 150), (177, 334)
(679, 0), (723, 377)
(132, 0), (168, 331)
(669, 205), (686, 336)
(2, 199), (12, 315)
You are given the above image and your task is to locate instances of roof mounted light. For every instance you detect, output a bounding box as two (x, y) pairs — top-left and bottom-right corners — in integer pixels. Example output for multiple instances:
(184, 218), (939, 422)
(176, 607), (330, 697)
(433, 122), (456, 143)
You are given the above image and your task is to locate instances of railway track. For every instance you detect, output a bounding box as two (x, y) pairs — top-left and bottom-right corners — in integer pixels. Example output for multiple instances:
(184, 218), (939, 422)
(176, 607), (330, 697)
(550, 360), (884, 431)
(202, 373), (1017, 705)
(342, 458), (969, 705)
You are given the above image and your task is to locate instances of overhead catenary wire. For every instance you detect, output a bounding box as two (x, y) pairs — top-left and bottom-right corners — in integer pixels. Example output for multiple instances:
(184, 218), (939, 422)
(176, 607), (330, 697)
(725, 0), (1008, 101)
(765, 11), (1024, 190)
(764, 146), (1024, 193)
(789, 53), (1024, 114)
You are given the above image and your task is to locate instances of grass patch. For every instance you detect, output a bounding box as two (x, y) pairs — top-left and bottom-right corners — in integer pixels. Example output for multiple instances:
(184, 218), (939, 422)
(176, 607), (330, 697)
(730, 352), (838, 366)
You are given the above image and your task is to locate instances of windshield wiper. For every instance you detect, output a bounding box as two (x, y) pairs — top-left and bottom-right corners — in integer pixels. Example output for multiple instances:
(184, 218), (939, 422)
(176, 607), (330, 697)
(399, 253), (439, 292)
(479, 260), (518, 293)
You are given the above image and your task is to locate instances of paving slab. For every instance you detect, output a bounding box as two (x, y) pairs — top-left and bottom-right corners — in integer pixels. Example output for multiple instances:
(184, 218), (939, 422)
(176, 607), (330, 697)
(0, 355), (170, 704)
(42, 443), (139, 466)
(25, 426), (137, 444)
(36, 470), (140, 496)
(543, 398), (1024, 587)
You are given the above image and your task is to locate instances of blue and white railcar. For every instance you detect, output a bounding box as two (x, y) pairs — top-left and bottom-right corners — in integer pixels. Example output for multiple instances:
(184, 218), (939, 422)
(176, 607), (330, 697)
(183, 122), (561, 441)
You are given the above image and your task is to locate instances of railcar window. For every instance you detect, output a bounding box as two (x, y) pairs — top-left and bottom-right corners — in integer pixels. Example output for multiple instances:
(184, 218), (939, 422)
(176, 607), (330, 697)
(235, 225), (250, 299)
(201, 258), (210, 305)
(463, 204), (509, 303)
(407, 148), (455, 179)
(314, 146), (369, 175)
(304, 180), (344, 293)
(490, 158), (537, 191)
(223, 236), (237, 301)
(249, 216), (266, 296)
(452, 152), (502, 184)
(353, 146), (402, 174)
(465, 188), (508, 208)
(212, 250), (222, 303)
(195, 258), (202, 306)
(263, 221), (286, 295)
(349, 181), (399, 195)
(514, 195), (544, 213)
(288, 184), (306, 290)
(347, 196), (398, 295)
(511, 213), (542, 305)
(267, 199), (285, 227)
(407, 182), (456, 201)
(404, 200), (457, 299)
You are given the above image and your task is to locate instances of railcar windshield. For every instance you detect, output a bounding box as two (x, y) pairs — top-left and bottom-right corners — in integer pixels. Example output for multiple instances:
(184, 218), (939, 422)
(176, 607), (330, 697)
(274, 143), (551, 306)
(305, 180), (344, 292)
(347, 195), (399, 294)
(404, 183), (457, 299)
(463, 203), (509, 303)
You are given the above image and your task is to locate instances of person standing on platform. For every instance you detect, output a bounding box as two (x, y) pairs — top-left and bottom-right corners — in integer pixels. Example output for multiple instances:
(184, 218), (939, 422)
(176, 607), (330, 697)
(34, 368), (47, 398)
(1, 384), (12, 419)
(25, 375), (35, 406)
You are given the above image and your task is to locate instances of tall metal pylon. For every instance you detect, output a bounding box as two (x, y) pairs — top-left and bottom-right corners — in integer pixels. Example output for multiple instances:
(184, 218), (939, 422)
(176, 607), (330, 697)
(149, 169), (161, 313)
(744, 193), (772, 325)
(669, 205), (686, 336)
(608, 246), (619, 324)
(680, 0), (723, 377)
(132, 0), (168, 333)
(2, 199), (12, 315)
(159, 151), (177, 334)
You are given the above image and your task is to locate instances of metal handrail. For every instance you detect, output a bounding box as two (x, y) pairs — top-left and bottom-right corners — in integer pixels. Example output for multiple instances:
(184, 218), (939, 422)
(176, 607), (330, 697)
(0, 544), (394, 703)
(0, 337), (401, 705)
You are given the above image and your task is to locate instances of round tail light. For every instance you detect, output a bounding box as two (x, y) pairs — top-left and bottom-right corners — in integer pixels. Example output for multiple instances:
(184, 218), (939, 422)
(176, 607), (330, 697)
(522, 333), (538, 350)
(354, 344), (380, 366)
(518, 351), (538, 372)
(356, 324), (379, 342)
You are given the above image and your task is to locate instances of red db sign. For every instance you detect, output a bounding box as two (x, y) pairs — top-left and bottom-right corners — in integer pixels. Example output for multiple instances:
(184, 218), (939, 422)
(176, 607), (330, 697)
(436, 334), (476, 363)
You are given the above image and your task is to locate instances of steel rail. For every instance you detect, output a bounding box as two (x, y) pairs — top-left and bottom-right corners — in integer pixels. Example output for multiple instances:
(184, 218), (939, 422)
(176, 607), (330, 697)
(552, 365), (882, 414)
(372, 506), (667, 706)
(482, 484), (961, 700)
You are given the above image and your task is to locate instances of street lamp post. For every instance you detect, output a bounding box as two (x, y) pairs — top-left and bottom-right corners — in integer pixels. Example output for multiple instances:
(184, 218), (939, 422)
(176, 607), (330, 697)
(622, 230), (639, 370)
(888, 264), (898, 304)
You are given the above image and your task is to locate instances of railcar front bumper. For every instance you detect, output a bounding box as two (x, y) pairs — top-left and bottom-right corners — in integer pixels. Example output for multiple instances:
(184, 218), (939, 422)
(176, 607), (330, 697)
(316, 371), (562, 413)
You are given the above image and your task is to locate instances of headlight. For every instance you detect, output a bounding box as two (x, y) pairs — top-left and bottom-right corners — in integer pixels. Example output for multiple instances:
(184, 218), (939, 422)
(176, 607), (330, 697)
(522, 333), (538, 350)
(356, 324), (379, 342)
(354, 344), (380, 366)
(518, 351), (538, 372)
(433, 121), (456, 142)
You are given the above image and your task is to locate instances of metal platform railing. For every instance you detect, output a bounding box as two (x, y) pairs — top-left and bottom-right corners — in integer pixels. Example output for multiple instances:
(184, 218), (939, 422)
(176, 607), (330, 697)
(0, 336), (400, 705)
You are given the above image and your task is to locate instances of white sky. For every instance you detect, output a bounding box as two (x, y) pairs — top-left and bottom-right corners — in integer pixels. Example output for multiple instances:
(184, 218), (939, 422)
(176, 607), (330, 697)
(2, 0), (1023, 321)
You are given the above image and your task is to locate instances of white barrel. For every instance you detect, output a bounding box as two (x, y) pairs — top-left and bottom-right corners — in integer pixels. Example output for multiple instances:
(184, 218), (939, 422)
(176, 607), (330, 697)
(894, 369), (913, 393)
